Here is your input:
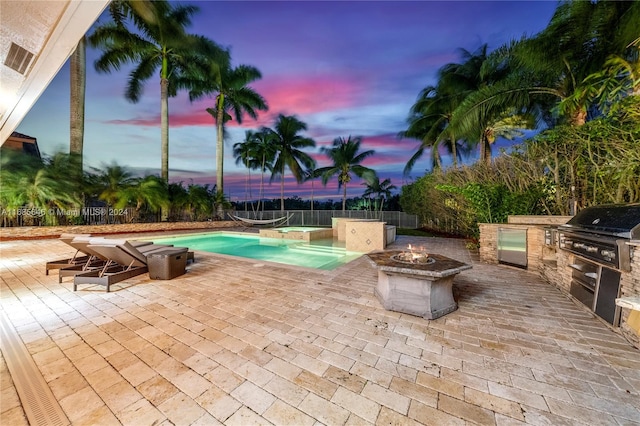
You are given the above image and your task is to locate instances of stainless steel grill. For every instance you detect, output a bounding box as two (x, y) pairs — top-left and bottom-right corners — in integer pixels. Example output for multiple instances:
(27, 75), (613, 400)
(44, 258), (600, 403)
(558, 204), (639, 325)
(558, 204), (639, 272)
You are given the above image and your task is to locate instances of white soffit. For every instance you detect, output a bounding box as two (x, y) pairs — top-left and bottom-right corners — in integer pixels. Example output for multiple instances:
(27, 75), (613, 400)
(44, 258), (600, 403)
(0, 0), (110, 143)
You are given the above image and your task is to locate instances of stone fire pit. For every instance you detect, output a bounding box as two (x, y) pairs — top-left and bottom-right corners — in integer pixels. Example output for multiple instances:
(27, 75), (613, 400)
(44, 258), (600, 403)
(367, 250), (472, 319)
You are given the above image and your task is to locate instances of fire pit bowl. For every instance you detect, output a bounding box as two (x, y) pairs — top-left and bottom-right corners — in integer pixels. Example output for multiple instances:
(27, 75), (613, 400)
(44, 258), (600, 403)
(367, 250), (472, 319)
(390, 252), (435, 265)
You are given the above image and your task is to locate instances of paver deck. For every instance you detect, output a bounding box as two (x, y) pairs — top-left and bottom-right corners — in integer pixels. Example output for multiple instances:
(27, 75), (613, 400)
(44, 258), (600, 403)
(1, 233), (639, 425)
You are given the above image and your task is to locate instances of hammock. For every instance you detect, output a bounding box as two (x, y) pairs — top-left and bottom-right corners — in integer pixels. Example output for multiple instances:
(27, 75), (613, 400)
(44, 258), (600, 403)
(229, 213), (293, 228)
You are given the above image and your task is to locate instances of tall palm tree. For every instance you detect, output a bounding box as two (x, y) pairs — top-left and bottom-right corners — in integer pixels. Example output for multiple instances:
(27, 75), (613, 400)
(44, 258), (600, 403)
(316, 136), (376, 212)
(89, 0), (228, 182)
(233, 131), (260, 211)
(189, 64), (268, 194)
(362, 175), (397, 214)
(253, 128), (277, 213)
(304, 167), (321, 213)
(265, 114), (316, 211)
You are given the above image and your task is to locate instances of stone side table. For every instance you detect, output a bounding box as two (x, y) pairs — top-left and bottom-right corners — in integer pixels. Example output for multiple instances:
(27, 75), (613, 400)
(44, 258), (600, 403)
(367, 251), (472, 319)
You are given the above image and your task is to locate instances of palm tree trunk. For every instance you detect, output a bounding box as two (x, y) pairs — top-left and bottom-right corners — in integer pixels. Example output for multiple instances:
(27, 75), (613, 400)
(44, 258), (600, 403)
(485, 141), (492, 164)
(450, 137), (457, 168)
(160, 77), (169, 182)
(280, 172), (285, 212)
(571, 109), (587, 126)
(216, 94), (225, 193)
(244, 167), (249, 211)
(259, 154), (265, 213)
(434, 142), (442, 169)
(310, 178), (314, 213)
(248, 168), (253, 213)
(70, 36), (85, 172)
(342, 183), (347, 212)
(160, 75), (169, 221)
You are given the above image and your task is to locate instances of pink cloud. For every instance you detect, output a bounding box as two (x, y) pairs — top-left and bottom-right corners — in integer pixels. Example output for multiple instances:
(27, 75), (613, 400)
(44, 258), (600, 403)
(102, 73), (368, 129)
(253, 74), (364, 116)
(361, 133), (403, 149)
(104, 108), (215, 128)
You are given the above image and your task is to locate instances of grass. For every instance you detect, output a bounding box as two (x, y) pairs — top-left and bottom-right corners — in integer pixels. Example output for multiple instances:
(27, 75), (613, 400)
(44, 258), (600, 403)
(396, 228), (436, 237)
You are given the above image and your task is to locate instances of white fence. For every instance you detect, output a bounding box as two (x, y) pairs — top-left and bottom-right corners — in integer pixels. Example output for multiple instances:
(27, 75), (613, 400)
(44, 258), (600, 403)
(230, 210), (419, 229)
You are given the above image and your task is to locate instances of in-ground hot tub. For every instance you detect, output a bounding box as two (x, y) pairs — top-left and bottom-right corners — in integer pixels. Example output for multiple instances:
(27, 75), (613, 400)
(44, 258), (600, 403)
(259, 227), (334, 242)
(367, 249), (472, 319)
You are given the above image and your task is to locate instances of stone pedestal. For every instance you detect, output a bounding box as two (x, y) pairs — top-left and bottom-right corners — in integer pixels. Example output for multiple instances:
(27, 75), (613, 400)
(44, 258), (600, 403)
(367, 251), (472, 319)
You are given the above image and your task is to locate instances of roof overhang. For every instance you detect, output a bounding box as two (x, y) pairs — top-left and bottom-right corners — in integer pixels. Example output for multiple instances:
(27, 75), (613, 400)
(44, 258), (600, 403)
(0, 0), (110, 143)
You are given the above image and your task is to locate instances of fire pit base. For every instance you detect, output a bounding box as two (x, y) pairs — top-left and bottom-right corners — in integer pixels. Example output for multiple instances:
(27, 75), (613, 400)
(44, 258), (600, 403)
(367, 251), (472, 320)
(374, 272), (458, 319)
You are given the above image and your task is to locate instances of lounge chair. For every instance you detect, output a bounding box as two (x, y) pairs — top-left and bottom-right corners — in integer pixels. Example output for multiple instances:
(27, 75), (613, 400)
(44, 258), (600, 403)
(229, 212), (293, 229)
(45, 233), (93, 274)
(73, 239), (190, 292)
(55, 236), (154, 283)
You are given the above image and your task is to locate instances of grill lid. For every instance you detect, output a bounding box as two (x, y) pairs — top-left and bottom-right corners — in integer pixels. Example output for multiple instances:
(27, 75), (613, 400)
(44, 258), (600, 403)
(560, 203), (640, 239)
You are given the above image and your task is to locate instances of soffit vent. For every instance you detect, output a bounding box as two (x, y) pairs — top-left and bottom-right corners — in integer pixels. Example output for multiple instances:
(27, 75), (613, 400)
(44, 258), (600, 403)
(4, 42), (35, 75)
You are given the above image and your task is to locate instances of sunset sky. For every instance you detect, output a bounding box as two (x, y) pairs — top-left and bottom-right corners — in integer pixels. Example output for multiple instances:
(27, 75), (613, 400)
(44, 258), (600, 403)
(16, 0), (558, 203)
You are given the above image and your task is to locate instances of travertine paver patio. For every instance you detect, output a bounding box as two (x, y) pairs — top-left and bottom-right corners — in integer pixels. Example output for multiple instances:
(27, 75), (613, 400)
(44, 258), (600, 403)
(1, 233), (639, 425)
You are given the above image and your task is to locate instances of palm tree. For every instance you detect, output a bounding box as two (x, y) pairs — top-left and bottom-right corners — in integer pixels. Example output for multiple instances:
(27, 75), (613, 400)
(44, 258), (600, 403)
(0, 151), (42, 213)
(95, 164), (136, 223)
(578, 39), (640, 114)
(189, 63), (268, 194)
(435, 44), (533, 165)
(402, 46), (507, 173)
(121, 175), (168, 221)
(168, 182), (189, 220)
(253, 129), (277, 213)
(362, 175), (397, 214)
(401, 84), (467, 174)
(265, 114), (316, 211)
(89, 0), (228, 182)
(233, 131), (260, 211)
(0, 152), (82, 225)
(447, 1), (640, 140)
(316, 136), (376, 212)
(304, 167), (321, 213)
(212, 190), (232, 220)
(187, 183), (215, 220)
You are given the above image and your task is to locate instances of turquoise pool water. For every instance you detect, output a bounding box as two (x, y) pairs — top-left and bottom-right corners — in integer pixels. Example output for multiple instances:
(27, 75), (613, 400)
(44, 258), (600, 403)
(150, 232), (362, 270)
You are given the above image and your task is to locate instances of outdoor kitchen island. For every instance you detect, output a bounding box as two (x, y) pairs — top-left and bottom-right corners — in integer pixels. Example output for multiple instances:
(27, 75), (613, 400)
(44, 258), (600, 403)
(367, 250), (472, 319)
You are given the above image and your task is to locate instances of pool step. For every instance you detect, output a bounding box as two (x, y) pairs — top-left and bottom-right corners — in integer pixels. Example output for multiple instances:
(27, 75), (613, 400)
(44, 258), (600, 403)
(289, 244), (348, 256)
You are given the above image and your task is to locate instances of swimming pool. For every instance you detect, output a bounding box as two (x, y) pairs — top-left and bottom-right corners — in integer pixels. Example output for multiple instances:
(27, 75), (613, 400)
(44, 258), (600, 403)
(150, 232), (362, 270)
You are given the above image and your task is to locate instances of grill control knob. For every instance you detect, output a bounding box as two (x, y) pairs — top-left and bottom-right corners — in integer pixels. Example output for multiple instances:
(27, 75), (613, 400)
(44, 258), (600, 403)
(601, 249), (616, 259)
(586, 246), (598, 253)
